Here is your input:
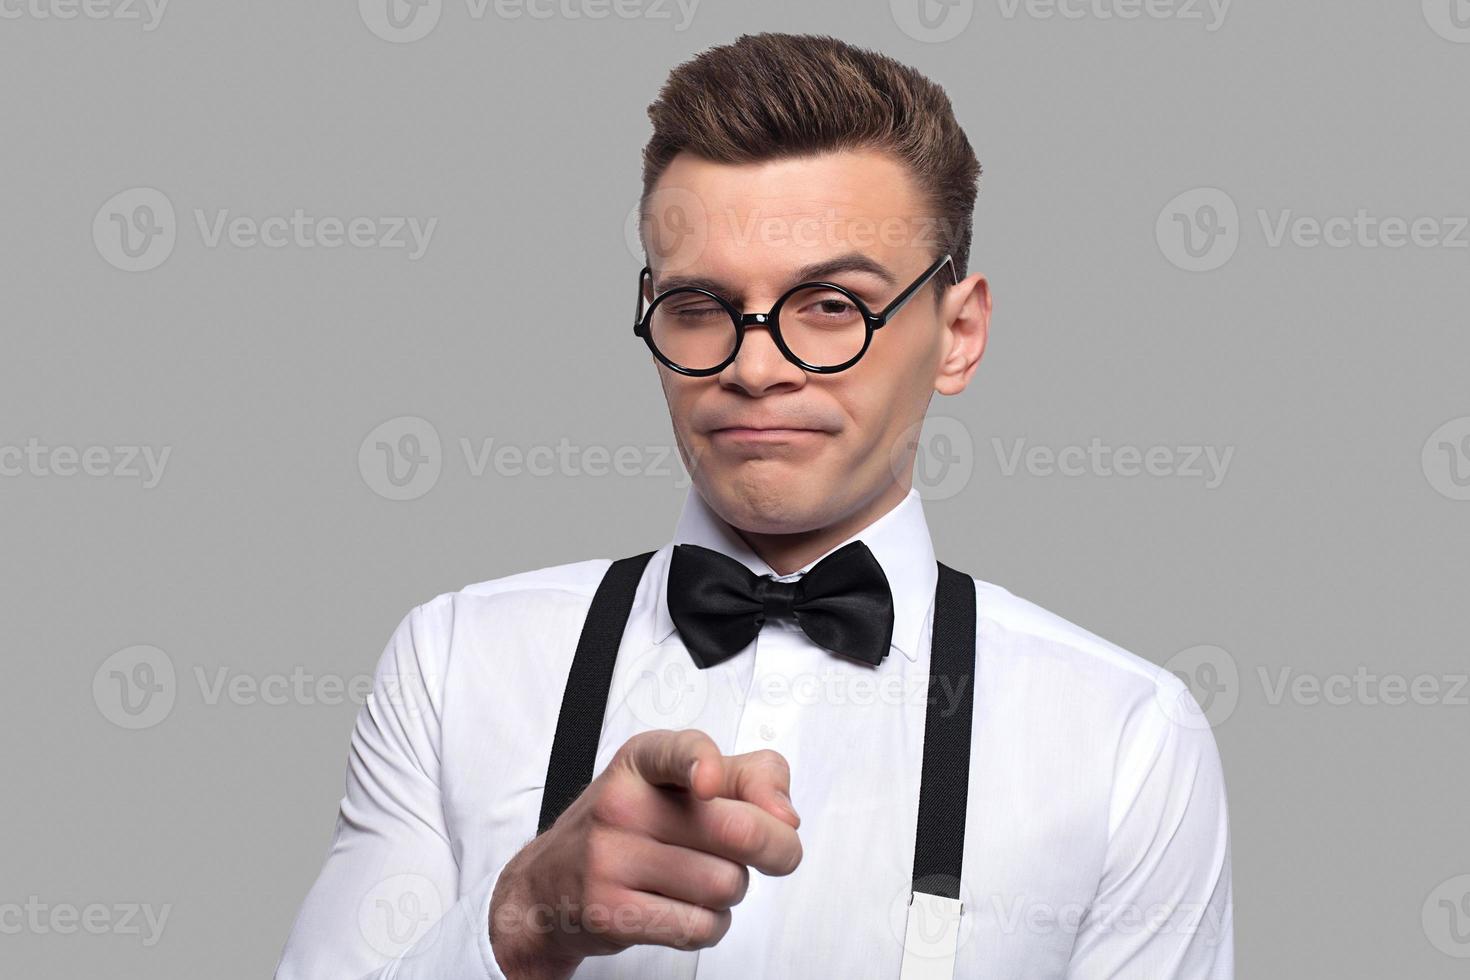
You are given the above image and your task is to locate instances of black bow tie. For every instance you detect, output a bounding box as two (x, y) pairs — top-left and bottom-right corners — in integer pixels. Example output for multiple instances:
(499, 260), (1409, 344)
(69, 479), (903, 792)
(666, 540), (895, 668)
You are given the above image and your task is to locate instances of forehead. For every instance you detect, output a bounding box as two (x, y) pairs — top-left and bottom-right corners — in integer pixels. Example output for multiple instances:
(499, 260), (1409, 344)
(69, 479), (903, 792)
(642, 149), (931, 285)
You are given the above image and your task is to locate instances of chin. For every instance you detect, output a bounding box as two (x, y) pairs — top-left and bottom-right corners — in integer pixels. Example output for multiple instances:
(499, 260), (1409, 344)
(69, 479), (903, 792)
(696, 465), (835, 535)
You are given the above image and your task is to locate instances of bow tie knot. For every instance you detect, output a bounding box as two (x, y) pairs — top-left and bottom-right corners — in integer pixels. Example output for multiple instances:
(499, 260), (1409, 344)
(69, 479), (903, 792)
(667, 539), (896, 668)
(754, 576), (803, 622)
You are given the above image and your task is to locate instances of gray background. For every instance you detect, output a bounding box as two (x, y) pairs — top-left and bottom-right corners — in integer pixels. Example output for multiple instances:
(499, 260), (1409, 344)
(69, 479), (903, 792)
(3, 1), (1468, 976)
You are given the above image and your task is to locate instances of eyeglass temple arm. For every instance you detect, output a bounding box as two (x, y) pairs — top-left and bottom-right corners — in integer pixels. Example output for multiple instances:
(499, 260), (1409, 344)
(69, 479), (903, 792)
(876, 253), (955, 325)
(634, 267), (652, 333)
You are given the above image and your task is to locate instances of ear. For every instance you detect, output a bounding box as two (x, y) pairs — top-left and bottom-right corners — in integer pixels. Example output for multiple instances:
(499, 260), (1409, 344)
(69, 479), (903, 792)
(934, 271), (990, 396)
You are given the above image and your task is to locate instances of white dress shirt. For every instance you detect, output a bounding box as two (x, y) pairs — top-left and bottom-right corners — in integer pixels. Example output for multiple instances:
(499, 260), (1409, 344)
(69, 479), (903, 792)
(276, 487), (1233, 979)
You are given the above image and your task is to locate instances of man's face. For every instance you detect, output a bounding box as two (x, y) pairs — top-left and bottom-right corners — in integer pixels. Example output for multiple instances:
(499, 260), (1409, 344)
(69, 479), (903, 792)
(642, 149), (987, 536)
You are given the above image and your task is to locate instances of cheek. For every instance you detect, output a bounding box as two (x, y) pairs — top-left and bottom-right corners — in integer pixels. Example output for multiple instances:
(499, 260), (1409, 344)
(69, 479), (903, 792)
(660, 378), (708, 450)
(657, 370), (690, 414)
(841, 351), (931, 425)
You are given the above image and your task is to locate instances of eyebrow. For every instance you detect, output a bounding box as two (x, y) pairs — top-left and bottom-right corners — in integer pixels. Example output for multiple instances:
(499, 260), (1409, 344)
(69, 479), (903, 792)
(652, 252), (899, 299)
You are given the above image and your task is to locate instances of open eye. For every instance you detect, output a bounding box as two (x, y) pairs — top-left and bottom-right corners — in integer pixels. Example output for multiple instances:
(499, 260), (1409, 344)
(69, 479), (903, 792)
(808, 296), (858, 318)
(784, 287), (865, 329)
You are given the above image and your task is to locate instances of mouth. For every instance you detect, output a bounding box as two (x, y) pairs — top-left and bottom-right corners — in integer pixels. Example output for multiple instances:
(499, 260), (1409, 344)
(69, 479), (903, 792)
(709, 426), (827, 443)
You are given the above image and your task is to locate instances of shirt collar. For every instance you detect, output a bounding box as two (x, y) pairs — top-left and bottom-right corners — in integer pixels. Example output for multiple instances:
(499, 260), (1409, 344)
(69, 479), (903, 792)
(651, 486), (939, 662)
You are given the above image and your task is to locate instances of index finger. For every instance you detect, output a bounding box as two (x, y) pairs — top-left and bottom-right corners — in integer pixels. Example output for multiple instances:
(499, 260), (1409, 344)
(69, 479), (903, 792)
(720, 749), (799, 829)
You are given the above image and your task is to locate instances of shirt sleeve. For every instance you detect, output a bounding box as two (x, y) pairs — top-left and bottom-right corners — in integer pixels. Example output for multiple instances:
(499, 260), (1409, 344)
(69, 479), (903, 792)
(274, 599), (515, 980)
(1064, 674), (1235, 979)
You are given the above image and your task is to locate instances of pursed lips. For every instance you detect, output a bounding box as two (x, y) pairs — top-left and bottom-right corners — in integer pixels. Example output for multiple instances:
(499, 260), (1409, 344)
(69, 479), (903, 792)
(708, 425), (827, 442)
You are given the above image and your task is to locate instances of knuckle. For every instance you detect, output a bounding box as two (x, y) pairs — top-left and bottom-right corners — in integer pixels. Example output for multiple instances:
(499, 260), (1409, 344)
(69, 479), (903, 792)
(588, 785), (639, 829)
(617, 728), (664, 761)
(584, 885), (637, 941)
(582, 830), (618, 881)
(707, 862), (749, 907)
(716, 808), (763, 856)
(752, 748), (789, 779)
(672, 907), (728, 950)
(675, 728), (709, 762)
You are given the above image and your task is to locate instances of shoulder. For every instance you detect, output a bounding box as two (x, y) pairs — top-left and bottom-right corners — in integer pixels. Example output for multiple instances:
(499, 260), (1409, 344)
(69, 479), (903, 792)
(412, 554), (629, 626)
(402, 548), (667, 636)
(969, 576), (1166, 695)
(370, 554), (639, 682)
(965, 575), (1217, 763)
(964, 576), (1226, 828)
(455, 556), (617, 601)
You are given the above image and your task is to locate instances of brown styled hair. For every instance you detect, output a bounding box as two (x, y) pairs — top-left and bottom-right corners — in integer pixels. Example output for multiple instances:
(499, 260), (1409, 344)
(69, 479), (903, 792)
(641, 32), (982, 280)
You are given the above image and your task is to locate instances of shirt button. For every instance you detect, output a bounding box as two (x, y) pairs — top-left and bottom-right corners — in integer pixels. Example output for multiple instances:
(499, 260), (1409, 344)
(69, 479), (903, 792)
(759, 723), (777, 742)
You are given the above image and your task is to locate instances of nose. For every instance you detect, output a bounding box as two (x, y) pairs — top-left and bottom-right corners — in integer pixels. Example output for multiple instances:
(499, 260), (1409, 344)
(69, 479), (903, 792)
(718, 315), (806, 395)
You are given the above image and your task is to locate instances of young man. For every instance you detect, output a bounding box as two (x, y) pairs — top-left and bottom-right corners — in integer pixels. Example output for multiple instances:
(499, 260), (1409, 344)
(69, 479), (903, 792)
(277, 33), (1232, 980)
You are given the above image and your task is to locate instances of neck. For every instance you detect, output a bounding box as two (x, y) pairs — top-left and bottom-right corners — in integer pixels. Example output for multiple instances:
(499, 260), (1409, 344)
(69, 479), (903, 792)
(733, 481), (911, 576)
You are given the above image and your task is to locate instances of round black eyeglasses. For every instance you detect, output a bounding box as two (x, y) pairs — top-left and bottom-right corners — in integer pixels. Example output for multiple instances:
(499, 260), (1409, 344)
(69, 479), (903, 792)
(633, 253), (956, 376)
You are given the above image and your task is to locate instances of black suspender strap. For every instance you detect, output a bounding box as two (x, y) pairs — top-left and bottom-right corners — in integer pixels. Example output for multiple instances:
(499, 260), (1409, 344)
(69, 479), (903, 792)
(539, 551), (978, 978)
(899, 561), (977, 980)
(536, 550), (656, 835)
(910, 561), (977, 898)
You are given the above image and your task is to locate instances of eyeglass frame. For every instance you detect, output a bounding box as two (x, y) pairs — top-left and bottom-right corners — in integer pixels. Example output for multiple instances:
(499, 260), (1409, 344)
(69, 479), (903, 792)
(633, 252), (957, 376)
